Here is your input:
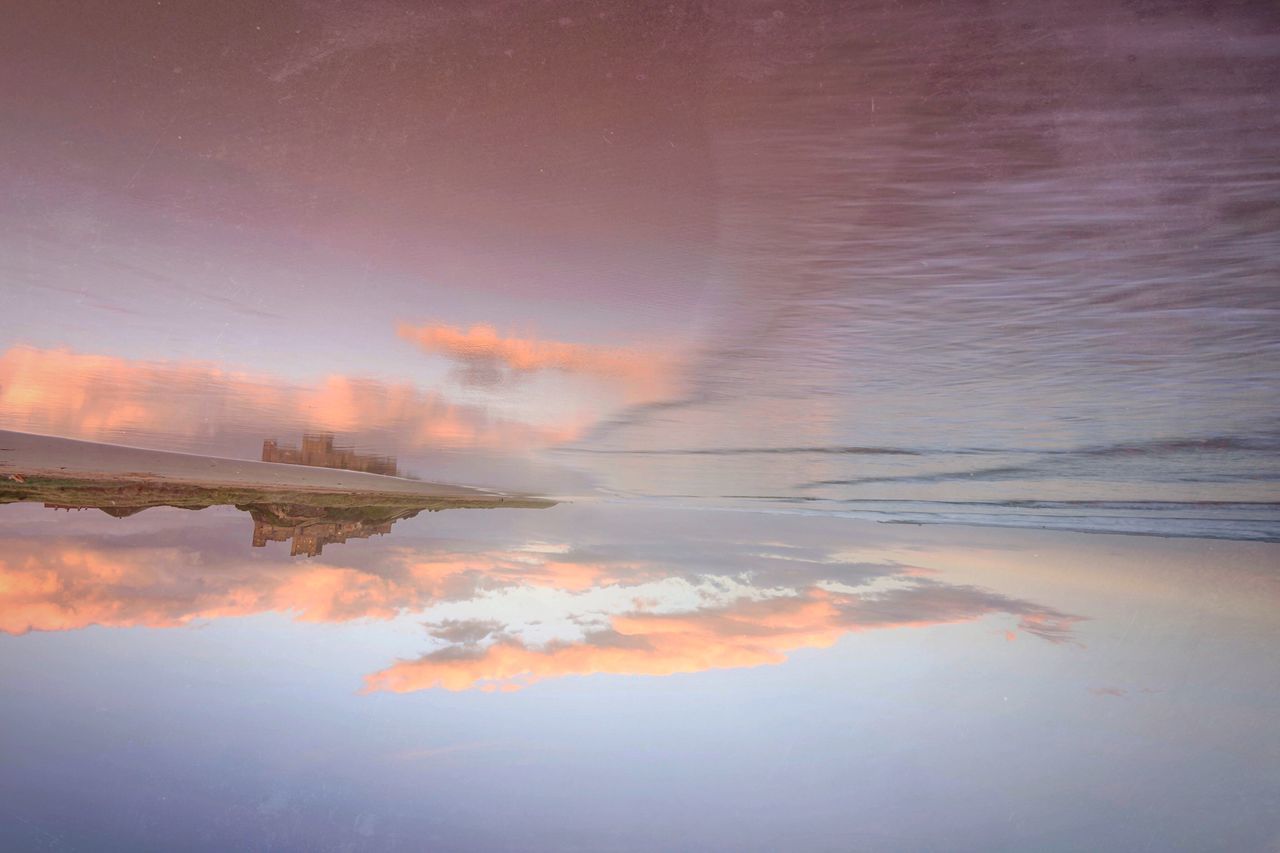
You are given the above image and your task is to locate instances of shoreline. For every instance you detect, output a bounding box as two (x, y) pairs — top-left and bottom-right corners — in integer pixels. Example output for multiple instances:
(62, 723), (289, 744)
(0, 429), (550, 504)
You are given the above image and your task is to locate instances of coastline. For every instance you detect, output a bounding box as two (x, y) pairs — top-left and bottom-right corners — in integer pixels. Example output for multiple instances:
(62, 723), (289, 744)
(0, 429), (552, 505)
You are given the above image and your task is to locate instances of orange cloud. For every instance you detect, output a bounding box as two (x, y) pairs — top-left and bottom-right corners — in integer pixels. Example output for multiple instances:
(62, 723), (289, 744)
(396, 322), (676, 400)
(0, 345), (581, 451)
(363, 583), (1081, 693)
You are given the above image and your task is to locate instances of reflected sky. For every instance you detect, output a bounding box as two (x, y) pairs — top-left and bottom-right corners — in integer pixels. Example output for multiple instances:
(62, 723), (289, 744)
(1, 500), (1277, 850)
(0, 497), (1082, 688)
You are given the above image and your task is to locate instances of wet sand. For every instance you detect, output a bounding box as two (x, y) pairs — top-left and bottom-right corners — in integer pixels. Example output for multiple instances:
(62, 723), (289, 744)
(0, 429), (543, 502)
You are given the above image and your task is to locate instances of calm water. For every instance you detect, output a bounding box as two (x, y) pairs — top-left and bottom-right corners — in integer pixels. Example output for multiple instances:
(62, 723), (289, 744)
(2, 0), (1279, 849)
(2, 501), (1277, 851)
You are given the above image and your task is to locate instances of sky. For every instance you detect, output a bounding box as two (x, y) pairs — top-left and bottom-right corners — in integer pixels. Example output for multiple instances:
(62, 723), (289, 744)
(2, 0), (1278, 505)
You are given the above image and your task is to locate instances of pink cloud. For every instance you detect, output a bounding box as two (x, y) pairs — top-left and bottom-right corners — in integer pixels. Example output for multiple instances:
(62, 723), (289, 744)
(396, 321), (677, 399)
(0, 345), (582, 452)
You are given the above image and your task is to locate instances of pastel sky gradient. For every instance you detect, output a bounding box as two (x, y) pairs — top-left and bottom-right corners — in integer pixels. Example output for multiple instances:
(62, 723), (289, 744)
(4, 0), (1276, 499)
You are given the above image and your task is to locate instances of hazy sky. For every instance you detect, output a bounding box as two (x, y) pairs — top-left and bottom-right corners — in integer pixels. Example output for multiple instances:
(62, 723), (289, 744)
(2, 0), (1278, 498)
(3, 4), (1279, 848)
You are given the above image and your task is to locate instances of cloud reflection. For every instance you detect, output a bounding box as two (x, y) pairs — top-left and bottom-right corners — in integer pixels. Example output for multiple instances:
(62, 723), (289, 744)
(0, 527), (616, 637)
(0, 511), (1080, 691)
(363, 577), (1079, 693)
(0, 540), (410, 635)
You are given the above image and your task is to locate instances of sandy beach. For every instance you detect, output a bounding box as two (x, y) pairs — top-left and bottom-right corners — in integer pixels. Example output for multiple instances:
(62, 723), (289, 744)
(0, 429), (546, 502)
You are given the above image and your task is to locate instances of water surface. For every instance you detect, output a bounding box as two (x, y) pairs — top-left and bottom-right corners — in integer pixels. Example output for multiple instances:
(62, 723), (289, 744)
(2, 500), (1277, 851)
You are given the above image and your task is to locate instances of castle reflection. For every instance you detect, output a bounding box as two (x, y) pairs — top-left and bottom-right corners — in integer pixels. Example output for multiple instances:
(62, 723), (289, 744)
(248, 503), (422, 557)
(44, 498), (434, 557)
(17, 474), (551, 558)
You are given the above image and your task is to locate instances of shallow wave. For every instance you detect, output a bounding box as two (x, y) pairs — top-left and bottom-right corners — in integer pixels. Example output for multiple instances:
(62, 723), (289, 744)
(665, 496), (1280, 542)
(558, 445), (924, 456)
(1063, 436), (1280, 456)
(561, 434), (1280, 459)
(806, 466), (1037, 488)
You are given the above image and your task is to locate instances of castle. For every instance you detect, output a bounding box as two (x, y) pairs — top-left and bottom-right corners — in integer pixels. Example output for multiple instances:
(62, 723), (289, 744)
(261, 434), (398, 477)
